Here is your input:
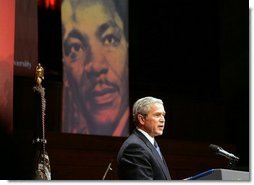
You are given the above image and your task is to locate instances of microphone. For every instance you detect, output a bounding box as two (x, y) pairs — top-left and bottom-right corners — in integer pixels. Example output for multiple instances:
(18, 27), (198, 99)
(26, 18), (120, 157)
(209, 144), (239, 162)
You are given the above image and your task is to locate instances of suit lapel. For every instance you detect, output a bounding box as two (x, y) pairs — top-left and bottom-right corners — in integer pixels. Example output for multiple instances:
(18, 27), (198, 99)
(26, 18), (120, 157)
(134, 129), (171, 179)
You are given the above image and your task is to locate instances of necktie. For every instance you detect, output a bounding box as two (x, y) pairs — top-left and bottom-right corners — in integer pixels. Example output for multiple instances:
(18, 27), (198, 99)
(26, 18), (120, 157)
(154, 140), (163, 160)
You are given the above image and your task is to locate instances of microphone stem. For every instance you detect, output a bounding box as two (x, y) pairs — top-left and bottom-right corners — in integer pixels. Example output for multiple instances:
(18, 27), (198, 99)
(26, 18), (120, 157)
(102, 162), (112, 180)
(228, 158), (238, 170)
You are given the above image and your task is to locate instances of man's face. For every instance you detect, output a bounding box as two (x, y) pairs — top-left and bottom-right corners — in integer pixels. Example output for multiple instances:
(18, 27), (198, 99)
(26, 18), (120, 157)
(62, 1), (129, 127)
(142, 103), (166, 137)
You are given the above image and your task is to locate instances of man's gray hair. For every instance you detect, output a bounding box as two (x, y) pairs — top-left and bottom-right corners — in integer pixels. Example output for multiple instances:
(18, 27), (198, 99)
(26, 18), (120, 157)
(132, 96), (163, 124)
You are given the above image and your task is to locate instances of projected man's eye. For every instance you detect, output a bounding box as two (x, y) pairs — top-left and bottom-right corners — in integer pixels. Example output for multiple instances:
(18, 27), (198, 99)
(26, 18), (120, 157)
(64, 42), (84, 56)
(102, 35), (120, 47)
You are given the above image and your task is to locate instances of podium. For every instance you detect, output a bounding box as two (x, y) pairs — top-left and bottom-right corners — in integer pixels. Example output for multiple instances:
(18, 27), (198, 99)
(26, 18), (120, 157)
(185, 169), (250, 180)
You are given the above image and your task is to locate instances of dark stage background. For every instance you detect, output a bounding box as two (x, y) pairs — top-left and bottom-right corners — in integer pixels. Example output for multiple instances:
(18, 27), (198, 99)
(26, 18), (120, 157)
(12, 0), (249, 180)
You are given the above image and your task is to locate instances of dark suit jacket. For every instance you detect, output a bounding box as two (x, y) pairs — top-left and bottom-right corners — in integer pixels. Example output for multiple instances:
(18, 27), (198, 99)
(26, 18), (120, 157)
(117, 129), (171, 180)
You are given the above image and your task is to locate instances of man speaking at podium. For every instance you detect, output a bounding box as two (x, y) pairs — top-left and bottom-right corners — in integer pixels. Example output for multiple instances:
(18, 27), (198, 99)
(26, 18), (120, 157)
(117, 97), (171, 180)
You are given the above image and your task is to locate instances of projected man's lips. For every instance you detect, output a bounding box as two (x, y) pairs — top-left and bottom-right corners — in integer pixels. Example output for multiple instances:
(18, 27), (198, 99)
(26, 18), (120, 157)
(91, 84), (118, 108)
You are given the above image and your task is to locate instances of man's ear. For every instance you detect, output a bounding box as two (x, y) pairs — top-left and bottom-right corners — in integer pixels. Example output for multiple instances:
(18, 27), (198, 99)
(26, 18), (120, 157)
(137, 114), (145, 125)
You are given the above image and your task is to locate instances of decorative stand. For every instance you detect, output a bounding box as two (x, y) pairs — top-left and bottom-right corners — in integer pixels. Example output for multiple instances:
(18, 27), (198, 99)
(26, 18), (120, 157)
(32, 63), (51, 180)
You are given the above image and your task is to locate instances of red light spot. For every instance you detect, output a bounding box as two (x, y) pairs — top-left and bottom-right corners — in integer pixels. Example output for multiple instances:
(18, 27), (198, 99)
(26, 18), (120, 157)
(45, 0), (56, 10)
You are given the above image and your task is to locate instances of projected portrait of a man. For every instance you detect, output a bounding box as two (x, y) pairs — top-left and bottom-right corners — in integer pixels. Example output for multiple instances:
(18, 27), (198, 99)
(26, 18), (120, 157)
(61, 0), (129, 136)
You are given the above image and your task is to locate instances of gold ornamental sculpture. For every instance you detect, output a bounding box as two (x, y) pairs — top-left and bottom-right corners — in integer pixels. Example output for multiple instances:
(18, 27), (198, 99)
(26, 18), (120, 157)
(32, 63), (51, 180)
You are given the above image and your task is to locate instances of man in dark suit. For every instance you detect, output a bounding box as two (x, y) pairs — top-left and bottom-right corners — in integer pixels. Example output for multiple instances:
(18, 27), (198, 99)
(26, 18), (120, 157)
(117, 96), (171, 180)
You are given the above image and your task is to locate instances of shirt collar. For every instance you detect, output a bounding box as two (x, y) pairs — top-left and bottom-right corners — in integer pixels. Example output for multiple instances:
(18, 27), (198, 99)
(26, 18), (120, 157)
(112, 107), (129, 136)
(136, 127), (155, 145)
